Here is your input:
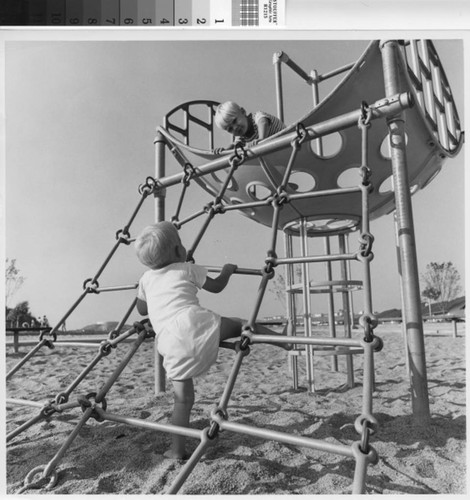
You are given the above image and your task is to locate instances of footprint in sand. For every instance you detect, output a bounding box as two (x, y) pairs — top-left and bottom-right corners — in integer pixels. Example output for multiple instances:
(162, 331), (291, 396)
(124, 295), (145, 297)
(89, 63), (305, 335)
(31, 359), (48, 365)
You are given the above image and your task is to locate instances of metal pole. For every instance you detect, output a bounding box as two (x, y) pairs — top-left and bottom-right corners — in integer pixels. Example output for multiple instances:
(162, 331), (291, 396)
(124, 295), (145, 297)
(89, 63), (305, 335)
(300, 219), (315, 393)
(310, 69), (324, 156)
(284, 231), (299, 389)
(154, 131), (167, 393)
(273, 53), (284, 123)
(338, 234), (354, 387)
(324, 236), (338, 372)
(380, 40), (430, 422)
(345, 234), (357, 329)
(393, 210), (411, 377)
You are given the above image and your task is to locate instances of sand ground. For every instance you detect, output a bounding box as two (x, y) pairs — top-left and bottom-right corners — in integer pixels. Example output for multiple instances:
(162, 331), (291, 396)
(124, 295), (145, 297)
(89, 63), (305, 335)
(5, 322), (467, 495)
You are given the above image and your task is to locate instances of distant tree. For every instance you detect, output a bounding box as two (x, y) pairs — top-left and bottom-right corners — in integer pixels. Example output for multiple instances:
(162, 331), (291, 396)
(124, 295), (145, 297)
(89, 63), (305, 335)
(5, 258), (25, 308)
(421, 262), (461, 314)
(6, 301), (36, 328)
(421, 286), (441, 316)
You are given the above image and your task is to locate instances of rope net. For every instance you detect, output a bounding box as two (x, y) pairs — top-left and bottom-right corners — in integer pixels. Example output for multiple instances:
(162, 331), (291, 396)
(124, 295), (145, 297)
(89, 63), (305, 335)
(6, 104), (384, 495)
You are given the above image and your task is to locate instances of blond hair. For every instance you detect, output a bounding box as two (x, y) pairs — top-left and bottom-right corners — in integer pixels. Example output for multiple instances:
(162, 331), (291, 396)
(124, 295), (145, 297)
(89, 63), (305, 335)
(214, 101), (246, 130)
(134, 222), (181, 269)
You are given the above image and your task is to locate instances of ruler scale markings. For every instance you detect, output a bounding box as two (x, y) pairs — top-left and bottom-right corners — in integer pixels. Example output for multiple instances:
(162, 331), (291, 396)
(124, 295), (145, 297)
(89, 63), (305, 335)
(156, 0), (175, 26)
(65, 0), (83, 25)
(192, 0), (210, 27)
(101, 0), (119, 25)
(83, 0), (100, 25)
(138, 0), (156, 26)
(210, 0), (232, 26)
(120, 0), (137, 25)
(0, 1), (284, 29)
(30, 0), (48, 25)
(46, 0), (66, 25)
(175, 0), (192, 26)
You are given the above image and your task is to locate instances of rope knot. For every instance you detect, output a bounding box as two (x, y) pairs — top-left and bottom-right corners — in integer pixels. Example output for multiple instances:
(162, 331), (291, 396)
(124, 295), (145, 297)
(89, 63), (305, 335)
(138, 176), (157, 196)
(116, 228), (131, 244)
(83, 278), (100, 294)
(358, 101), (372, 128)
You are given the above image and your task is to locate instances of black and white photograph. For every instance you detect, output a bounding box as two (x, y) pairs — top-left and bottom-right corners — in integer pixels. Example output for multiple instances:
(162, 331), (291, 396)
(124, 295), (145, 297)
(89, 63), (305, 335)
(2, 3), (468, 496)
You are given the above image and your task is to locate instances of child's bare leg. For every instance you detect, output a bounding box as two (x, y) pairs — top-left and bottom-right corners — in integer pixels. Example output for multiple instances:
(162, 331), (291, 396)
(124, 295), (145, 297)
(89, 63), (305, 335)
(219, 317), (292, 350)
(164, 378), (194, 459)
(219, 317), (245, 342)
(253, 322), (293, 350)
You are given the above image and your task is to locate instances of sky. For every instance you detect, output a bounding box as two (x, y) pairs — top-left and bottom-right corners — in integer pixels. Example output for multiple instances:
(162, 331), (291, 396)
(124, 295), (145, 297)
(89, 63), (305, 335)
(2, 32), (467, 330)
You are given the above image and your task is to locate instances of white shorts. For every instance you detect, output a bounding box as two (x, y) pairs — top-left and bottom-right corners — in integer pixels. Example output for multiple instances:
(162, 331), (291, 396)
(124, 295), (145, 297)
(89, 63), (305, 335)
(156, 306), (221, 380)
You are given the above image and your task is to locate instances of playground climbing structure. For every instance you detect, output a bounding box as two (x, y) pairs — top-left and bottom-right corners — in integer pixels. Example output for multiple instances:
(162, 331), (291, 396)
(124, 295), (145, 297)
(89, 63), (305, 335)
(6, 40), (463, 494)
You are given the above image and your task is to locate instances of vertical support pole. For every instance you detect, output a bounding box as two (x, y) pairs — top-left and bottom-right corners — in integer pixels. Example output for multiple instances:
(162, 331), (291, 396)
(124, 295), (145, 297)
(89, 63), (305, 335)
(300, 219), (315, 393)
(345, 234), (356, 329)
(380, 40), (430, 422)
(273, 52), (284, 123)
(183, 109), (189, 145)
(393, 211), (411, 377)
(14, 331), (19, 353)
(154, 130), (167, 394)
(338, 233), (354, 388)
(452, 319), (458, 338)
(284, 231), (299, 389)
(351, 448), (369, 495)
(310, 69), (324, 156)
(324, 236), (338, 372)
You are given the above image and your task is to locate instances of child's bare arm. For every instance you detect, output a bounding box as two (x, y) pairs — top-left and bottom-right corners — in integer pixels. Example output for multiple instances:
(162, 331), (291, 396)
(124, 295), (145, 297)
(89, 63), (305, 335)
(256, 116), (271, 140)
(203, 264), (237, 293)
(136, 298), (148, 316)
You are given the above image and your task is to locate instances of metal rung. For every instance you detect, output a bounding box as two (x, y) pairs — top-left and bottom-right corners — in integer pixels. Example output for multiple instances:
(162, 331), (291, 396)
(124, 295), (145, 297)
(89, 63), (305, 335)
(289, 347), (364, 356)
(287, 280), (363, 294)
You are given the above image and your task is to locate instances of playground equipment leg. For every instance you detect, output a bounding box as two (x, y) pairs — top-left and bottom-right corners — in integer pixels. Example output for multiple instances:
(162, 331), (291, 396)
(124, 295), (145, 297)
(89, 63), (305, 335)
(166, 431), (214, 494)
(351, 441), (377, 494)
(154, 130), (167, 394)
(324, 236), (339, 372)
(300, 218), (315, 393)
(393, 211), (411, 378)
(338, 233), (354, 387)
(380, 40), (430, 423)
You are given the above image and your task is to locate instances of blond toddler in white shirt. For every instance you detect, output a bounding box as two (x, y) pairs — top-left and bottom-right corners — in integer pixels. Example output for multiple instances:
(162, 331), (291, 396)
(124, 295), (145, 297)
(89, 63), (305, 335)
(135, 221), (290, 459)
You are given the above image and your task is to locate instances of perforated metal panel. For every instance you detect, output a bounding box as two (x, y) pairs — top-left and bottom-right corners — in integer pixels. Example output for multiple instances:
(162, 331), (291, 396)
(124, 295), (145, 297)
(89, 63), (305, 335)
(162, 40), (463, 234)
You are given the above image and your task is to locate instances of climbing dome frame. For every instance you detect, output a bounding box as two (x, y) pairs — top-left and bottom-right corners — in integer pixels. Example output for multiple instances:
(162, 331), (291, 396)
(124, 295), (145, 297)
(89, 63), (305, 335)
(6, 40), (463, 494)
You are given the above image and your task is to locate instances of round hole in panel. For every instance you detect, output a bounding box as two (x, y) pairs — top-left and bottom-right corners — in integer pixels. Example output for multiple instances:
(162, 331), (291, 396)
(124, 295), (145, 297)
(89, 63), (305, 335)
(327, 218), (358, 231)
(246, 182), (273, 201)
(379, 175), (394, 193)
(379, 175), (419, 195)
(283, 217), (359, 236)
(337, 167), (361, 188)
(310, 131), (344, 159)
(289, 171), (316, 192)
(380, 132), (409, 160)
(211, 169), (238, 192)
